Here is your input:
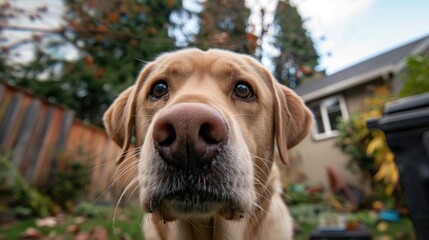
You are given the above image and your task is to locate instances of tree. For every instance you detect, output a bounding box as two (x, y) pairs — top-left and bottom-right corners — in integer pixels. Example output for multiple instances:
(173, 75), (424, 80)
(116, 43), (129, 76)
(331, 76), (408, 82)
(194, 0), (255, 53)
(2, 0), (181, 125)
(400, 54), (429, 97)
(0, 2), (48, 82)
(272, 0), (319, 88)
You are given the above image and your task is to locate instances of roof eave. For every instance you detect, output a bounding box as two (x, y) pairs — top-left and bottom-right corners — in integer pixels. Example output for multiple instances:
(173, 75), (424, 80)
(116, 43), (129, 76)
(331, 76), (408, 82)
(300, 65), (394, 102)
(300, 35), (429, 103)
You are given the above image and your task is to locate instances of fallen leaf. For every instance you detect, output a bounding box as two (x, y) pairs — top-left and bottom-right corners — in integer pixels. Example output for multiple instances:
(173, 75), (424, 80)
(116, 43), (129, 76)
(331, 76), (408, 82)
(36, 217), (57, 228)
(67, 225), (80, 234)
(375, 235), (391, 240)
(74, 233), (91, 240)
(21, 228), (43, 239)
(91, 225), (108, 240)
(74, 216), (86, 224)
(118, 214), (130, 222)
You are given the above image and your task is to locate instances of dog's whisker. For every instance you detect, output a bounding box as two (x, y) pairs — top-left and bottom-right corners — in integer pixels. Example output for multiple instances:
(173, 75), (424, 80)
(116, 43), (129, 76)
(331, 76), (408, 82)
(249, 151), (271, 164)
(116, 154), (139, 168)
(187, 219), (214, 228)
(250, 153), (272, 168)
(114, 160), (138, 183)
(134, 57), (169, 68)
(212, 218), (216, 240)
(125, 182), (140, 206)
(246, 210), (263, 239)
(112, 177), (139, 240)
(86, 147), (139, 175)
(251, 161), (271, 181)
(252, 205), (266, 238)
(86, 158), (119, 173)
(251, 201), (270, 215)
(134, 57), (150, 64)
(117, 147), (142, 159)
(253, 189), (271, 205)
(92, 161), (138, 203)
(253, 174), (289, 230)
(112, 167), (139, 196)
(187, 219), (208, 238)
(252, 179), (275, 215)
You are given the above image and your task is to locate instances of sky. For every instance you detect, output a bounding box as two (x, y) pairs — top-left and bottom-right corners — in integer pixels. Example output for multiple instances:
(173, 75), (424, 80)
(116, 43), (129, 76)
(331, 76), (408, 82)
(2, 0), (429, 75)
(290, 0), (429, 74)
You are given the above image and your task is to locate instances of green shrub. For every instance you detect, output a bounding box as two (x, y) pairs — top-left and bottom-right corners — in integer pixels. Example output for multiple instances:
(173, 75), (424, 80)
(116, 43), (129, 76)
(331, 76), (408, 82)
(74, 202), (109, 218)
(400, 54), (429, 97)
(0, 155), (52, 218)
(289, 203), (333, 225)
(45, 159), (91, 212)
(336, 86), (402, 204)
(285, 185), (323, 205)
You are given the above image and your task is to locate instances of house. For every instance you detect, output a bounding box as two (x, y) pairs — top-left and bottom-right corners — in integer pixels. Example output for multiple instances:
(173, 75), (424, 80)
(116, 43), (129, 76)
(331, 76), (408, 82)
(290, 35), (429, 189)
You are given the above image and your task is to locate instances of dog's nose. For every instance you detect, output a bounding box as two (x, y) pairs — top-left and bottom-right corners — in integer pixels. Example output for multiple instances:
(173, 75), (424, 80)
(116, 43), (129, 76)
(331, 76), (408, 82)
(153, 103), (228, 169)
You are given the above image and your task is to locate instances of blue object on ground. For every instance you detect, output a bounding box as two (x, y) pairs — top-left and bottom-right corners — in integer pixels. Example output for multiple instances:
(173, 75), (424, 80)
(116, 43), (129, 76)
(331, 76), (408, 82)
(379, 210), (400, 222)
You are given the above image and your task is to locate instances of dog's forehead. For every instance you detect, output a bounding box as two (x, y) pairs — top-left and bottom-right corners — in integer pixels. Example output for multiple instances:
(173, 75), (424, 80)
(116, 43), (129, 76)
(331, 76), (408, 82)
(153, 49), (266, 79)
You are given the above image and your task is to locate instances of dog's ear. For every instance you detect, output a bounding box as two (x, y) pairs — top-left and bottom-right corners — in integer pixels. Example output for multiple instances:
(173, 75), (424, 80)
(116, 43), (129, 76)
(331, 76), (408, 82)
(103, 63), (154, 164)
(103, 86), (134, 148)
(103, 86), (137, 164)
(274, 83), (313, 165)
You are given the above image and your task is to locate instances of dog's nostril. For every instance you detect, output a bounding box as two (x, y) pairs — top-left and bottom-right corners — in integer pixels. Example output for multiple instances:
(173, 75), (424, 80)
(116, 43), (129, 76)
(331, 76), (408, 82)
(200, 123), (217, 144)
(156, 123), (176, 146)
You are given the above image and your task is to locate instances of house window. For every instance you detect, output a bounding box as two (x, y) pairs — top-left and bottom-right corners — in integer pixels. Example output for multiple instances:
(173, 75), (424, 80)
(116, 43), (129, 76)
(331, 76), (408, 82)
(309, 95), (348, 140)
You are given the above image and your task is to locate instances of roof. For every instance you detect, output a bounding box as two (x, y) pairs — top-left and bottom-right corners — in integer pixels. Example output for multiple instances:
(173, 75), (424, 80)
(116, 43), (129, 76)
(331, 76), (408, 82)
(294, 35), (429, 102)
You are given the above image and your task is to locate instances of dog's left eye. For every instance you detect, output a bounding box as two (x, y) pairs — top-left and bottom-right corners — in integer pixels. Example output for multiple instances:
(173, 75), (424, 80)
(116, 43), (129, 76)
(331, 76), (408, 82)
(234, 83), (253, 99)
(150, 81), (169, 99)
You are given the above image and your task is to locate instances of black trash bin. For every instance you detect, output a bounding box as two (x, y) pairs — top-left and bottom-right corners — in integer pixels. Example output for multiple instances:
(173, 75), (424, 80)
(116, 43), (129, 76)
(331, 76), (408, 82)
(367, 93), (429, 240)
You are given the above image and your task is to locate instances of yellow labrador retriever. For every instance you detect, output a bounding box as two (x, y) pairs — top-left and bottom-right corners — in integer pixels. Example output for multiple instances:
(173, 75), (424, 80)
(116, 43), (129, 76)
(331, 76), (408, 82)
(103, 48), (312, 240)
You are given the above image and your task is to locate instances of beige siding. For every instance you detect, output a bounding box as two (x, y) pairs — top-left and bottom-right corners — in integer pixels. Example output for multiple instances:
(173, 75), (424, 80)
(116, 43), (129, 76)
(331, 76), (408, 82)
(290, 78), (386, 190)
(289, 134), (360, 188)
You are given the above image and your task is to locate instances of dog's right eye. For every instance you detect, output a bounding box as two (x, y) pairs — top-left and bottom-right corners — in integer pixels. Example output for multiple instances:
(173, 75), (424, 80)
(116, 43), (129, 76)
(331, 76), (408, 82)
(150, 81), (169, 99)
(233, 82), (253, 99)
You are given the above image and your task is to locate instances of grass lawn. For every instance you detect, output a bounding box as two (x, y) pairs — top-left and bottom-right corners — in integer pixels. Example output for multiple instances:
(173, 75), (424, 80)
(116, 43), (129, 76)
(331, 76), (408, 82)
(0, 202), (416, 239)
(291, 203), (416, 240)
(0, 203), (145, 240)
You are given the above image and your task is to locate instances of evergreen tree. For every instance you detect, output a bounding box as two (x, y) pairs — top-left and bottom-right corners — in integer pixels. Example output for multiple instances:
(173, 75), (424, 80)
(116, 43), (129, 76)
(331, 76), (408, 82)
(273, 0), (319, 88)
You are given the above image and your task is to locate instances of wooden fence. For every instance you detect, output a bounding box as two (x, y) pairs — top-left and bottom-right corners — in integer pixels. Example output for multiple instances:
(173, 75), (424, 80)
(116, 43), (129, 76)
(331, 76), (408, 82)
(0, 81), (123, 200)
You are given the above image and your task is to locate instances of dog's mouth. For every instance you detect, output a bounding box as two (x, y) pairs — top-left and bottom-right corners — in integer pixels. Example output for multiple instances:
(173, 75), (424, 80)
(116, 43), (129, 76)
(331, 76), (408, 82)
(146, 190), (244, 221)
(142, 166), (246, 219)
(163, 190), (232, 214)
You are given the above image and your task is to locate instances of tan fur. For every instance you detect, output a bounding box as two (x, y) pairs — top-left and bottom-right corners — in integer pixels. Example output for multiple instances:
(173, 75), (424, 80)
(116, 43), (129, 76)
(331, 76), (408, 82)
(103, 48), (312, 240)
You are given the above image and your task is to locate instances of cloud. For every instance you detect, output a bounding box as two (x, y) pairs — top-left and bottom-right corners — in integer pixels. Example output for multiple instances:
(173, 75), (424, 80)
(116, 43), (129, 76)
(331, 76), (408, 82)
(288, 0), (376, 73)
(291, 0), (375, 35)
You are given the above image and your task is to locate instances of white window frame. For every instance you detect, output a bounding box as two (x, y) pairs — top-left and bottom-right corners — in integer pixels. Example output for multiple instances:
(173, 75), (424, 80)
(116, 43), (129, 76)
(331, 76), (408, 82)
(310, 95), (349, 140)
